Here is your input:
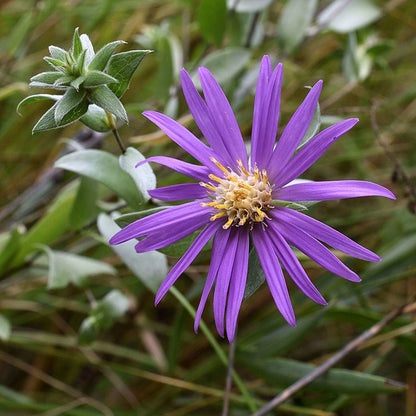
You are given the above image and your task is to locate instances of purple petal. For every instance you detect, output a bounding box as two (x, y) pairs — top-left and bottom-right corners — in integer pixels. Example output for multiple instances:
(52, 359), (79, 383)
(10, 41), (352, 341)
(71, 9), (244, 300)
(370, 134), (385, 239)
(198, 67), (247, 167)
(267, 226), (327, 305)
(268, 81), (323, 180)
(155, 221), (220, 304)
(252, 60), (283, 169)
(149, 183), (206, 201)
(110, 201), (210, 244)
(252, 227), (296, 326)
(180, 69), (235, 167)
(194, 227), (230, 333)
(274, 118), (359, 187)
(250, 56), (271, 167)
(136, 156), (209, 181)
(213, 228), (239, 337)
(275, 180), (396, 202)
(273, 207), (380, 262)
(143, 111), (215, 167)
(273, 219), (361, 282)
(135, 211), (211, 252)
(226, 227), (249, 342)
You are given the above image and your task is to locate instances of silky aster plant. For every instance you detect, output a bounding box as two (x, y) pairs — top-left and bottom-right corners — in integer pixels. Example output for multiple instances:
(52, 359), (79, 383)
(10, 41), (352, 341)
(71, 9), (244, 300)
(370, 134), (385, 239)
(110, 56), (395, 342)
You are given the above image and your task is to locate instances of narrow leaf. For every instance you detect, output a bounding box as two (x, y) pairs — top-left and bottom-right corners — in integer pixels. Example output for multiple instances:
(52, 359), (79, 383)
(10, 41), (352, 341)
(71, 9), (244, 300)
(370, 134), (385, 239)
(119, 147), (156, 203)
(54, 149), (143, 208)
(97, 213), (168, 293)
(106, 50), (151, 97)
(277, 0), (318, 54)
(17, 94), (61, 115)
(88, 85), (128, 122)
(0, 315), (11, 341)
(198, 0), (227, 46)
(243, 357), (406, 394)
(88, 40), (126, 71)
(54, 88), (87, 125)
(30, 72), (62, 85)
(72, 27), (83, 58)
(48, 45), (67, 61)
(37, 246), (116, 289)
(83, 70), (119, 87)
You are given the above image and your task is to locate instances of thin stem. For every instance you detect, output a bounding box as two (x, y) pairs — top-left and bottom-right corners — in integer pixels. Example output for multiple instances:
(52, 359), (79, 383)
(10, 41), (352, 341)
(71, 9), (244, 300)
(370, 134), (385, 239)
(252, 300), (416, 416)
(170, 287), (257, 413)
(105, 110), (126, 153)
(222, 331), (237, 416)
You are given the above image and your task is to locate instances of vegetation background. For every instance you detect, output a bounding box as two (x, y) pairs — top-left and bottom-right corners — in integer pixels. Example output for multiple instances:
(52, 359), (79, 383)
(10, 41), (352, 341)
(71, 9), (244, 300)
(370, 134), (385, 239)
(0, 0), (415, 415)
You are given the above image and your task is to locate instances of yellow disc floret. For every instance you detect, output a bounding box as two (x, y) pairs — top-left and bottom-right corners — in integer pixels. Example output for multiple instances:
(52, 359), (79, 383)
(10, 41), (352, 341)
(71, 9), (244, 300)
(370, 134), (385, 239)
(200, 157), (273, 229)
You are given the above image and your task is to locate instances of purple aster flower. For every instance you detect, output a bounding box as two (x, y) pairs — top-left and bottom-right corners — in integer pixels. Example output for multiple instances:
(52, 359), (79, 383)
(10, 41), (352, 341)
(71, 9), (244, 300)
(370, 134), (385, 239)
(110, 56), (395, 342)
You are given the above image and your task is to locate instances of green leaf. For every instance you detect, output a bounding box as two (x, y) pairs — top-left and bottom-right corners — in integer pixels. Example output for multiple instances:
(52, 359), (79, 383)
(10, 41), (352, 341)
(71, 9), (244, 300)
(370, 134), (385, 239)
(0, 315), (11, 341)
(198, 0), (227, 46)
(192, 47), (251, 88)
(80, 33), (95, 66)
(17, 94), (61, 115)
(54, 88), (87, 125)
(92, 289), (130, 324)
(30, 71), (62, 85)
(11, 182), (78, 267)
(242, 357), (406, 394)
(106, 50), (150, 97)
(72, 27), (83, 58)
(119, 147), (156, 203)
(36, 246), (116, 289)
(79, 104), (111, 132)
(70, 75), (86, 90)
(88, 85), (128, 122)
(0, 227), (22, 273)
(48, 45), (67, 61)
(78, 316), (100, 345)
(317, 0), (382, 34)
(97, 213), (168, 293)
(299, 101), (321, 148)
(88, 40), (126, 71)
(342, 32), (373, 82)
(277, 0), (318, 54)
(83, 70), (119, 87)
(7, 11), (33, 57)
(44, 56), (65, 71)
(69, 176), (100, 228)
(242, 311), (326, 356)
(243, 247), (265, 300)
(32, 103), (59, 132)
(54, 149), (143, 208)
(226, 0), (273, 12)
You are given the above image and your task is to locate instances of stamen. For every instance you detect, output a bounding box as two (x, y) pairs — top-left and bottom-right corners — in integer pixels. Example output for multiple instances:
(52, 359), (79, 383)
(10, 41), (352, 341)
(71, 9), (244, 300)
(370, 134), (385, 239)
(208, 174), (223, 183)
(223, 218), (234, 229)
(200, 201), (218, 207)
(200, 182), (216, 192)
(237, 159), (249, 176)
(210, 157), (230, 175)
(214, 204), (227, 210)
(203, 160), (272, 229)
(210, 212), (226, 221)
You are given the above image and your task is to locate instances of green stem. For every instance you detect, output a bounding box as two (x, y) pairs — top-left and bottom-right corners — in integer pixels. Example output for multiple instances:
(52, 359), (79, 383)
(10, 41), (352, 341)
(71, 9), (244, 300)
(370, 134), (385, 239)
(105, 111), (126, 153)
(169, 287), (257, 413)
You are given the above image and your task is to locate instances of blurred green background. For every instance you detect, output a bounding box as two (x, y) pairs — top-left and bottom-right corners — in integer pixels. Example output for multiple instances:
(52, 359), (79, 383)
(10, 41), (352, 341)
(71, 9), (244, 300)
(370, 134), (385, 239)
(0, 0), (415, 415)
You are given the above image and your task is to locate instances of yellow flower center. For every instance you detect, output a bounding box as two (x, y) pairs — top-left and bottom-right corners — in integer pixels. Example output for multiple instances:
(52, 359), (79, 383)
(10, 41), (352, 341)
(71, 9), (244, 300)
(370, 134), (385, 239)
(200, 158), (273, 229)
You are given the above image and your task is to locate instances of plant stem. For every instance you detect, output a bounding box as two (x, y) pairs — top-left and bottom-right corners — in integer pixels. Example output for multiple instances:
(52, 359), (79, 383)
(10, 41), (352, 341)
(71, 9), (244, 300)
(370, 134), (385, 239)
(222, 332), (237, 416)
(105, 110), (126, 153)
(252, 300), (416, 416)
(170, 287), (257, 413)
